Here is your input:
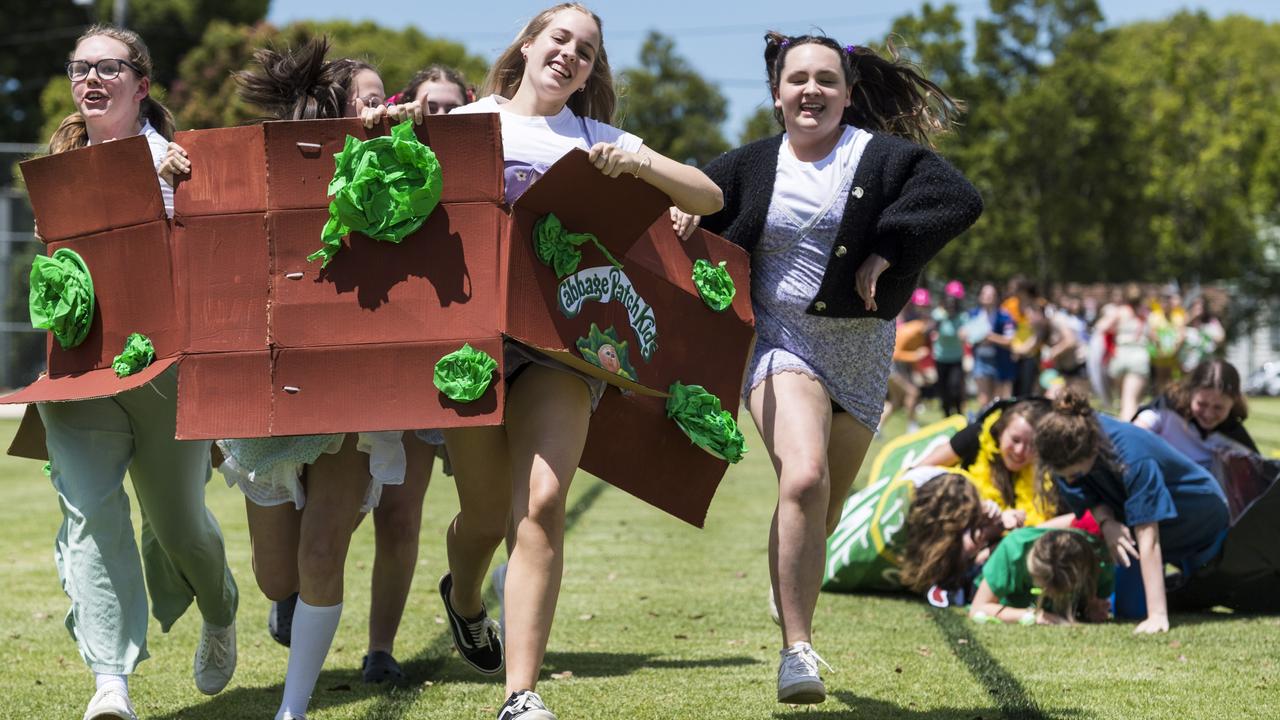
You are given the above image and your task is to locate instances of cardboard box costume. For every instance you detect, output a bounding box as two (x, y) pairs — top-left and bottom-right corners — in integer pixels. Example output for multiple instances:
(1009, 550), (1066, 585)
(5, 115), (754, 527)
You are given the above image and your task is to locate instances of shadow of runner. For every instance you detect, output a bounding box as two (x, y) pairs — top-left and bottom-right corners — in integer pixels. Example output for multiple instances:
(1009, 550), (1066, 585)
(770, 691), (1090, 720)
(541, 650), (759, 679)
(360, 478), (613, 719)
(929, 608), (1050, 720)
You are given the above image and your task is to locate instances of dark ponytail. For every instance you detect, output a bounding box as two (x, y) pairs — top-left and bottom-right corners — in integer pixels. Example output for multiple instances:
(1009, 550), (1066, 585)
(764, 31), (963, 147)
(235, 37), (351, 121)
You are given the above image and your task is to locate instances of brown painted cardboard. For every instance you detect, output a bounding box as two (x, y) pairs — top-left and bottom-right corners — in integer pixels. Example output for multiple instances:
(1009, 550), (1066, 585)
(6, 115), (754, 527)
(7, 404), (48, 461)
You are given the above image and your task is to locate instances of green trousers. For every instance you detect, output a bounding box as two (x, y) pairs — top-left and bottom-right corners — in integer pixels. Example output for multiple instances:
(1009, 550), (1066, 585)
(39, 366), (238, 674)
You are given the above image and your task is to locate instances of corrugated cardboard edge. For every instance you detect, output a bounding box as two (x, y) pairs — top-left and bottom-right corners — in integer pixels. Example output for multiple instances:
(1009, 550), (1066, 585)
(0, 357), (178, 405)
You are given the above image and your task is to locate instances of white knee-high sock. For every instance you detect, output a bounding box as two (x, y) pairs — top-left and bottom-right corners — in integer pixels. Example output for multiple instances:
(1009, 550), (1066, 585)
(276, 600), (342, 720)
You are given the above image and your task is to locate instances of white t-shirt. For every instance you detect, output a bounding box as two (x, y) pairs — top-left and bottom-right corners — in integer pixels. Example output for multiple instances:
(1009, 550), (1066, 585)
(452, 94), (643, 204)
(140, 120), (174, 218)
(772, 125), (872, 223)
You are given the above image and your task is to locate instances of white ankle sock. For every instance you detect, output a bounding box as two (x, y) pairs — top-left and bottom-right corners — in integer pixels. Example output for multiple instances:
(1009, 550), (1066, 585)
(94, 672), (128, 695)
(275, 599), (343, 720)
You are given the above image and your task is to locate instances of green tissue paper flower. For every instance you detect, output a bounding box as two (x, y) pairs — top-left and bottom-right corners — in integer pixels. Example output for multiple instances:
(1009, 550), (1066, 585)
(434, 343), (498, 403)
(29, 248), (95, 350)
(692, 258), (736, 312)
(533, 212), (623, 278)
(112, 333), (155, 378)
(311, 119), (444, 267)
(665, 381), (747, 463)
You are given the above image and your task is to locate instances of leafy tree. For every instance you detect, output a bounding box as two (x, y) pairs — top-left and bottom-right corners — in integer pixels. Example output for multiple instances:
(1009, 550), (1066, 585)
(169, 20), (490, 130)
(0, 0), (95, 144)
(739, 106), (778, 145)
(616, 32), (729, 166)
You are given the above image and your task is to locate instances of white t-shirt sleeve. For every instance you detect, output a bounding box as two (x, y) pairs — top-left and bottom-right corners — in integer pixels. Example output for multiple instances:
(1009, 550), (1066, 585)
(1133, 408), (1163, 433)
(140, 121), (174, 218)
(581, 115), (643, 153)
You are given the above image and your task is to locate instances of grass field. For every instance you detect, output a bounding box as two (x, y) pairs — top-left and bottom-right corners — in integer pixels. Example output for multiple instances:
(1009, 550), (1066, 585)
(2, 400), (1279, 720)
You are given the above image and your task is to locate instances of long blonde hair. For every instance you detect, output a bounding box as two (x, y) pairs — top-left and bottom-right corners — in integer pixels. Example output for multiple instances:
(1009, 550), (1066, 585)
(48, 25), (175, 155)
(481, 3), (617, 123)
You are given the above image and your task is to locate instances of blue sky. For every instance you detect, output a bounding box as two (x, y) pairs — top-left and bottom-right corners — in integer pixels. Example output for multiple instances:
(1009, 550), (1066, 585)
(267, 0), (1280, 138)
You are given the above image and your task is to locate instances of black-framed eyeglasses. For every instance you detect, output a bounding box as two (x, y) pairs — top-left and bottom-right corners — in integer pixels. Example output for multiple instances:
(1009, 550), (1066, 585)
(66, 58), (145, 82)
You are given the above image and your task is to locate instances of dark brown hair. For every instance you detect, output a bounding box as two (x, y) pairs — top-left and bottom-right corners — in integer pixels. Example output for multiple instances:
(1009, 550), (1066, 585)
(1026, 530), (1105, 622)
(1034, 388), (1118, 475)
(1166, 358), (1247, 425)
(235, 37), (355, 121)
(900, 473), (983, 593)
(400, 64), (472, 105)
(50, 25), (176, 154)
(481, 3), (616, 123)
(987, 400), (1052, 512)
(762, 31), (963, 147)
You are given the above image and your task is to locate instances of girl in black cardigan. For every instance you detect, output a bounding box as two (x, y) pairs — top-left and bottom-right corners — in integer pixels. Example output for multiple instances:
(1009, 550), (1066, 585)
(679, 32), (982, 705)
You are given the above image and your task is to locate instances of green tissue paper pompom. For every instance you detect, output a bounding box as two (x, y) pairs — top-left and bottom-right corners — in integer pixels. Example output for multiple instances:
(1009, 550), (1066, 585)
(692, 258), (736, 312)
(434, 343), (498, 403)
(29, 247), (94, 350)
(533, 212), (623, 278)
(311, 119), (444, 267)
(665, 381), (747, 463)
(112, 333), (155, 378)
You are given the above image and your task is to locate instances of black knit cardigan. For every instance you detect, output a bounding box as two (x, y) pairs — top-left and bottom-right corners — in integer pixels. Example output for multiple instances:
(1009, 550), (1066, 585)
(699, 132), (983, 320)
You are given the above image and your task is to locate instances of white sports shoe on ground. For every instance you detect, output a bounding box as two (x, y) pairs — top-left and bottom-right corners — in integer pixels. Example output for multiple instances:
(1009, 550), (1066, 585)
(83, 686), (137, 720)
(777, 641), (831, 704)
(194, 620), (237, 695)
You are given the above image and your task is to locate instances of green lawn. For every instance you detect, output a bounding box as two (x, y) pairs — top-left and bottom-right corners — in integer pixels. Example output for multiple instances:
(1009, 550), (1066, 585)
(2, 400), (1279, 719)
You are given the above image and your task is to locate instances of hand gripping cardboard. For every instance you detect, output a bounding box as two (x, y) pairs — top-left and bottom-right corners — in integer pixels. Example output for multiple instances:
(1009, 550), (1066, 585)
(5, 116), (753, 526)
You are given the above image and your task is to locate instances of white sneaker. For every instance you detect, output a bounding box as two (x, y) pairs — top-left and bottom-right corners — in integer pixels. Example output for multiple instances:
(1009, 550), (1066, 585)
(777, 642), (831, 704)
(277, 713), (306, 720)
(83, 686), (137, 720)
(498, 689), (556, 720)
(194, 620), (237, 695)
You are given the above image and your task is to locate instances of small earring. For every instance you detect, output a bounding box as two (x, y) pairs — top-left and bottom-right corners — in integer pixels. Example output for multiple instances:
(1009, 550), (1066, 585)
(578, 85), (586, 93)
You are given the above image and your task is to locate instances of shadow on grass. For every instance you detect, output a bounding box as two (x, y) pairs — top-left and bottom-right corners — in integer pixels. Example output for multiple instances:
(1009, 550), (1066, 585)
(769, 691), (1089, 720)
(928, 608), (1090, 720)
(543, 650), (760, 678)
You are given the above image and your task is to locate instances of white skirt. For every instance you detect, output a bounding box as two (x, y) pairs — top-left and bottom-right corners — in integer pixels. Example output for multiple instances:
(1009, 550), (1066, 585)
(217, 432), (406, 513)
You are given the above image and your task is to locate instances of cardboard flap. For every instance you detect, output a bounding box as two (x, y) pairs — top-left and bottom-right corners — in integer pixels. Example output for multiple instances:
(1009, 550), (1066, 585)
(20, 135), (165, 241)
(7, 404), (48, 461)
(416, 113), (504, 204)
(174, 125), (268, 216)
(0, 357), (178, 405)
(263, 117), (389, 210)
(582, 390), (727, 528)
(623, 219), (754, 325)
(511, 148), (670, 258)
(45, 222), (184, 376)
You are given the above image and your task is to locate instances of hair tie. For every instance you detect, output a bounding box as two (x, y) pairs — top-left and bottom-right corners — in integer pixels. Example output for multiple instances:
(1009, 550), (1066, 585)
(779, 39), (791, 48)
(845, 44), (859, 54)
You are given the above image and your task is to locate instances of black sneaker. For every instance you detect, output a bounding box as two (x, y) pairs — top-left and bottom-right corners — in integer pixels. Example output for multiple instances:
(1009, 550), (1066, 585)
(439, 572), (504, 674)
(268, 591), (298, 647)
(362, 650), (407, 685)
(498, 689), (556, 720)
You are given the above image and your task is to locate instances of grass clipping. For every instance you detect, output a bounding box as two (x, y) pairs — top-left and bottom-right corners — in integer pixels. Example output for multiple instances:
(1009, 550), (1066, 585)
(666, 381), (746, 463)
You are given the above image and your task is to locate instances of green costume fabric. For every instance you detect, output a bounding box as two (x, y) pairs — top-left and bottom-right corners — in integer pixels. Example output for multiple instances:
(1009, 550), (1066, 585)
(665, 381), (746, 463)
(434, 344), (498, 403)
(822, 474), (916, 592)
(981, 527), (1114, 609)
(312, 119), (443, 266)
(692, 259), (735, 311)
(533, 212), (622, 278)
(112, 333), (155, 378)
(29, 248), (94, 350)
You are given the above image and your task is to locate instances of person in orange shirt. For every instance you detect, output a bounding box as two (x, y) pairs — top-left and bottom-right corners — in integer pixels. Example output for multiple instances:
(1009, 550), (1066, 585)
(882, 289), (932, 433)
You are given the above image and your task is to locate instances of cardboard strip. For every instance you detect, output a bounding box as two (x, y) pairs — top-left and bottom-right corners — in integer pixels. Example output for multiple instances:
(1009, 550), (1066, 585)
(174, 125), (268, 216)
(0, 357), (178, 405)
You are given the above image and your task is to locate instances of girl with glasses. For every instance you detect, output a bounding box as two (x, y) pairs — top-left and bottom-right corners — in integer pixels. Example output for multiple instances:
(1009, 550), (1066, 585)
(40, 24), (239, 720)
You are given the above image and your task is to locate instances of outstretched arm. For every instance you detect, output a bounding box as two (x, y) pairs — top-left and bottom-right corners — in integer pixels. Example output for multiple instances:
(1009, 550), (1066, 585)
(588, 143), (723, 216)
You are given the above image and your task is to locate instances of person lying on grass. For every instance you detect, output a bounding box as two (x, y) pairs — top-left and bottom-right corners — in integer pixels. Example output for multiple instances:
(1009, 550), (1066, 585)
(824, 467), (1020, 600)
(969, 527), (1113, 625)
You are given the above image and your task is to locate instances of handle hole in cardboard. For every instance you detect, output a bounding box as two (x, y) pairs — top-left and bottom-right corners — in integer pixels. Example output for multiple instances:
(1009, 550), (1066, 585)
(283, 385), (300, 394)
(295, 142), (323, 157)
